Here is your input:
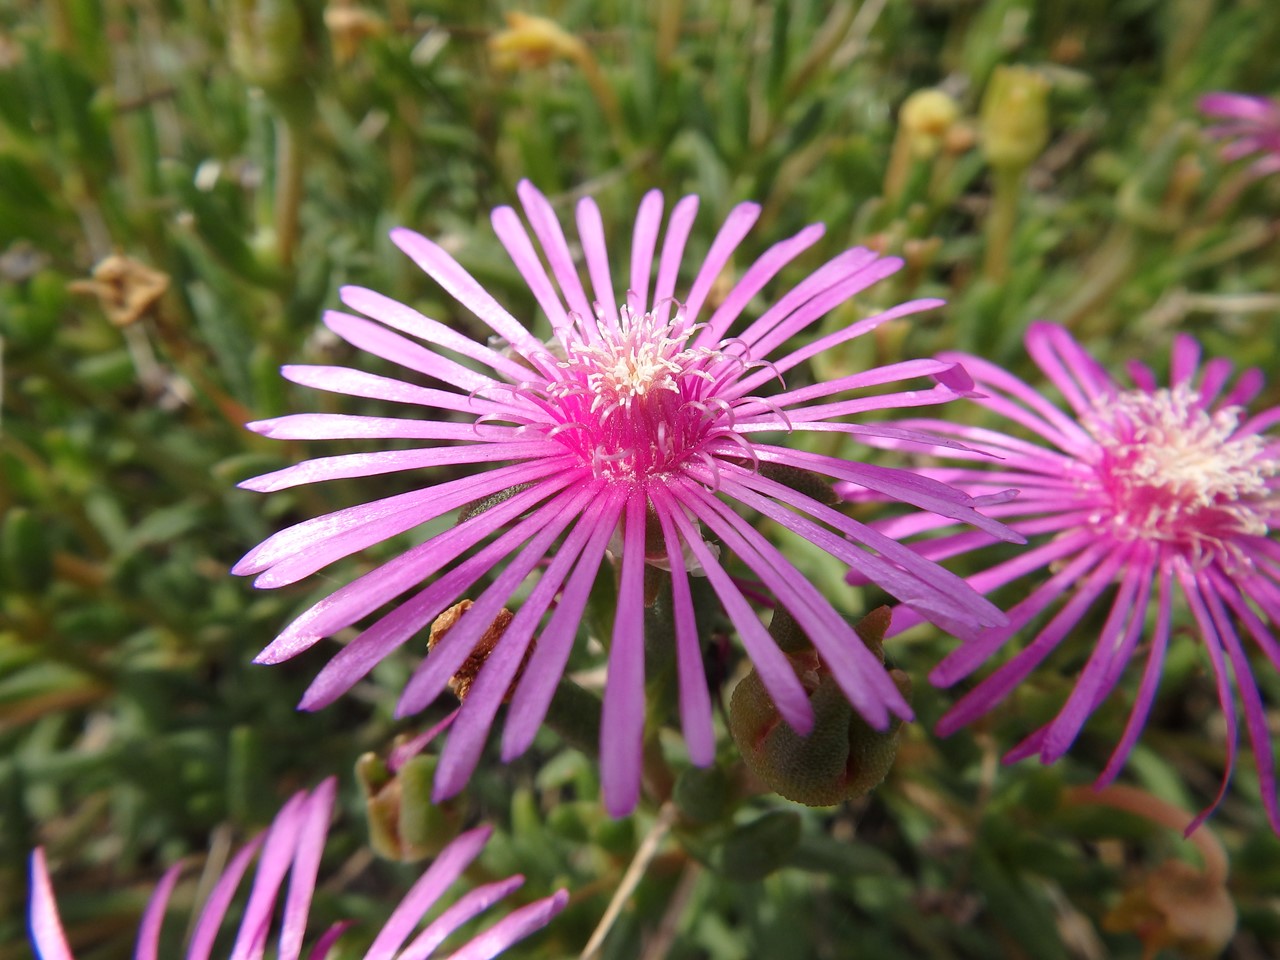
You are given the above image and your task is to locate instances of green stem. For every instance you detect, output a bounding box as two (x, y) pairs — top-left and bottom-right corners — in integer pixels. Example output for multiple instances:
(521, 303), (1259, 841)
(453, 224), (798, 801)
(983, 164), (1023, 284)
(273, 112), (304, 271)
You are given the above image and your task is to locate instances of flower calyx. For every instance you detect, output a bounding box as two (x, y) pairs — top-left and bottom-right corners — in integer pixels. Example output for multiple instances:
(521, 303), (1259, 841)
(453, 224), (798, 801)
(728, 606), (911, 806)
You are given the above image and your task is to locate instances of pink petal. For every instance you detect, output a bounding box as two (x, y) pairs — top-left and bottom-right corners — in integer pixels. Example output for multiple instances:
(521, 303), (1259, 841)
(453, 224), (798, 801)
(397, 483), (600, 721)
(135, 863), (185, 960)
(653, 485), (813, 735)
(734, 247), (879, 350)
(500, 488), (627, 760)
(629, 190), (664, 313)
(323, 311), (501, 395)
(299, 479), (590, 710)
(280, 365), (511, 418)
(28, 849), (76, 960)
(362, 826), (493, 960)
(492, 204), (573, 335)
(1097, 559), (1175, 788)
(277, 779), (337, 960)
(600, 490), (650, 816)
(1175, 561), (1238, 835)
(516, 180), (594, 323)
(240, 441), (563, 493)
(397, 876), (525, 960)
(694, 222), (824, 348)
(389, 227), (555, 375)
(576, 196), (620, 331)
(654, 498), (716, 766)
(673, 476), (907, 729)
(340, 285), (535, 383)
(652, 195), (700, 323)
(186, 833), (266, 960)
(440, 889), (569, 960)
(432, 488), (611, 798)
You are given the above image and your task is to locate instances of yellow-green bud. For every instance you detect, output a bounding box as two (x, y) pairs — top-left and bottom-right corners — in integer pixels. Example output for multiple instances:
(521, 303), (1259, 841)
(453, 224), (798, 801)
(228, 0), (306, 92)
(980, 65), (1050, 170)
(488, 11), (587, 71)
(900, 89), (960, 160)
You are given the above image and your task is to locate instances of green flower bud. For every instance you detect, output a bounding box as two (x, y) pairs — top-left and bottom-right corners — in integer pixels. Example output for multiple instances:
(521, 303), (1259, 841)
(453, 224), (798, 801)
(228, 0), (306, 92)
(980, 65), (1050, 171)
(357, 749), (456, 862)
(728, 607), (910, 806)
(900, 89), (961, 160)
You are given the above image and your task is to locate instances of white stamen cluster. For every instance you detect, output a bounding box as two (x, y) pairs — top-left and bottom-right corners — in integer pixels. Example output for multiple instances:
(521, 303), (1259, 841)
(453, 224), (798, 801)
(542, 306), (731, 479)
(1083, 386), (1279, 550)
(565, 306), (715, 413)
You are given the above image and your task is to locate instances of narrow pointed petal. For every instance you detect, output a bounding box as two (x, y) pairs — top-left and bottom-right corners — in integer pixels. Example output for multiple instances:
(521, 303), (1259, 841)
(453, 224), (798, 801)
(362, 826), (493, 960)
(433, 490), (609, 798)
(576, 196), (620, 331)
(654, 496), (716, 766)
(134, 863), (185, 960)
(656, 487), (813, 735)
(652, 194), (699, 321)
(600, 491), (649, 816)
(501, 489), (626, 760)
(629, 190), (664, 312)
(694, 222), (824, 348)
(399, 484), (598, 722)
(397, 877), (525, 960)
(277, 779), (336, 960)
(441, 889), (570, 960)
(28, 850), (76, 960)
(390, 227), (554, 373)
(341, 285), (536, 383)
(516, 180), (595, 322)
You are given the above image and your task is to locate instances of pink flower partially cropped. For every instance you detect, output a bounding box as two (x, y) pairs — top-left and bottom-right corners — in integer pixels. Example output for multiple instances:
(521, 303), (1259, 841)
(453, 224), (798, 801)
(235, 180), (1015, 815)
(1199, 92), (1280, 179)
(29, 778), (567, 960)
(847, 322), (1280, 832)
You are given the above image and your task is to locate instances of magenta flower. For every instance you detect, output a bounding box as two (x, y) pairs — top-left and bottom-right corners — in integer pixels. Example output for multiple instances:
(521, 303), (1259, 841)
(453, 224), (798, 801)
(235, 181), (1014, 815)
(29, 779), (567, 959)
(848, 322), (1280, 832)
(1199, 92), (1280, 179)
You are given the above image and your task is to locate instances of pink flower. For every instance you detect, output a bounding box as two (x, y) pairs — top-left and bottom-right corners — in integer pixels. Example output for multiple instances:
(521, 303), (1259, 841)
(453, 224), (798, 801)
(848, 323), (1280, 832)
(1199, 92), (1280, 179)
(29, 779), (567, 959)
(235, 181), (1014, 815)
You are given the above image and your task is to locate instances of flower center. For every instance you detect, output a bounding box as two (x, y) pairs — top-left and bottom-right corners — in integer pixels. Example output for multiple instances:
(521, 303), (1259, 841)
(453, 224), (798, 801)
(542, 307), (728, 480)
(1083, 386), (1278, 554)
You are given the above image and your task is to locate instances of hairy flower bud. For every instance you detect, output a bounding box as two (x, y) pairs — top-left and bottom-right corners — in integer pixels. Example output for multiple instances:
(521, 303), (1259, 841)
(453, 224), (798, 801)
(728, 607), (912, 806)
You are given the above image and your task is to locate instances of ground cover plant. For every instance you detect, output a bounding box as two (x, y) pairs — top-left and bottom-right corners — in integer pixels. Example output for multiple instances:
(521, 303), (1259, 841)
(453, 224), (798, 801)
(4, 1), (1280, 958)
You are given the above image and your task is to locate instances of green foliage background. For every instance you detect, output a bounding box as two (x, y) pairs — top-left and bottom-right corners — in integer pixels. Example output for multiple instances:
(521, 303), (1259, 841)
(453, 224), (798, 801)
(2, 0), (1279, 957)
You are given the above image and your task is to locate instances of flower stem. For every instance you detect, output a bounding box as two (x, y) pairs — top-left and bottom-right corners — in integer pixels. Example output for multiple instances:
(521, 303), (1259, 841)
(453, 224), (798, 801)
(982, 164), (1022, 283)
(580, 801), (679, 960)
(273, 112), (304, 271)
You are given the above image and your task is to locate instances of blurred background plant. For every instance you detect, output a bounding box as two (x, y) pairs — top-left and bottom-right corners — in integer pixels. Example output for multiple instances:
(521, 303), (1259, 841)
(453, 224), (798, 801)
(2, 0), (1279, 957)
